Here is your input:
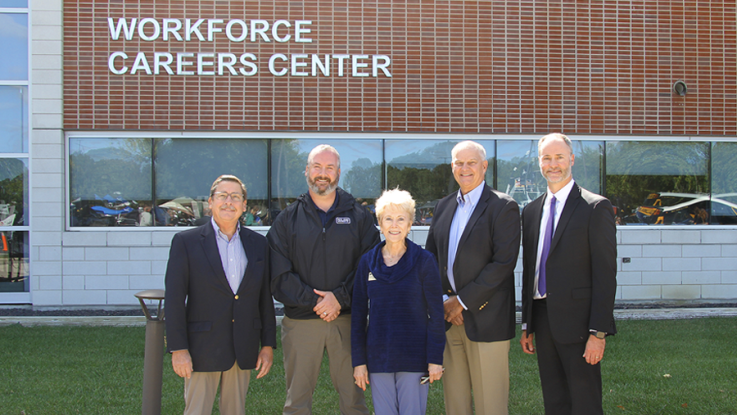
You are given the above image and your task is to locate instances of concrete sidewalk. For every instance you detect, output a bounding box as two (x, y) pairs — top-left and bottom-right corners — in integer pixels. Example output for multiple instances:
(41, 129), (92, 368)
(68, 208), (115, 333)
(1, 308), (736, 327)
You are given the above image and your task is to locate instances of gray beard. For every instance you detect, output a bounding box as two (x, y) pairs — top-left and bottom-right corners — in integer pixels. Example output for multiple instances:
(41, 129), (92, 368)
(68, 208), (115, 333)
(307, 176), (338, 196)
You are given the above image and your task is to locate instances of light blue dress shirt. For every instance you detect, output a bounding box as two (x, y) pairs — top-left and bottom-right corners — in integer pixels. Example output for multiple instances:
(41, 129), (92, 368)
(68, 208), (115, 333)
(446, 181), (485, 309)
(211, 219), (248, 294)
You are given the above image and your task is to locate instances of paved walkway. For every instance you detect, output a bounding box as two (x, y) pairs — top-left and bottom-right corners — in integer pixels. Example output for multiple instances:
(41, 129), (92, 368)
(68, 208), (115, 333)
(1, 308), (736, 327)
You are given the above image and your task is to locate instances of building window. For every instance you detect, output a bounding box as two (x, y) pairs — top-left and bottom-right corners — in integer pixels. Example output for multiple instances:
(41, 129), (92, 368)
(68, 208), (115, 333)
(711, 142), (737, 225)
(155, 138), (268, 226)
(386, 140), (494, 225)
(270, 139), (383, 223)
(606, 141), (710, 225)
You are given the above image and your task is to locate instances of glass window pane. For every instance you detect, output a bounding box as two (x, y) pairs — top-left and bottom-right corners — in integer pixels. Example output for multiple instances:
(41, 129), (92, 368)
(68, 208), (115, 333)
(711, 142), (737, 224)
(606, 142), (710, 225)
(497, 140), (545, 208)
(271, 139), (382, 222)
(155, 138), (268, 226)
(0, 157), (27, 226)
(0, 1), (28, 7)
(497, 139), (603, 209)
(0, 13), (28, 80)
(69, 138), (152, 227)
(386, 140), (495, 225)
(0, 85), (28, 152)
(0, 230), (28, 292)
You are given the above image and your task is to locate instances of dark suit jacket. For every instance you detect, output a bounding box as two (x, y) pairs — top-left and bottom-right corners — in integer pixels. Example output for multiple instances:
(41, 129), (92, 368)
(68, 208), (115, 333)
(165, 223), (277, 372)
(521, 183), (617, 344)
(426, 185), (520, 342)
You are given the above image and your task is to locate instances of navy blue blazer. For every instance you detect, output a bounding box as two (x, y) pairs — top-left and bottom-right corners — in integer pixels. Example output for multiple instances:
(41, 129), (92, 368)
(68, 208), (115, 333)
(165, 223), (277, 372)
(426, 185), (521, 343)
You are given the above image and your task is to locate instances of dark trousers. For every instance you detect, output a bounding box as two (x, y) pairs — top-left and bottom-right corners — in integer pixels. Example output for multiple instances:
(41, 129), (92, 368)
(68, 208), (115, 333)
(532, 299), (603, 415)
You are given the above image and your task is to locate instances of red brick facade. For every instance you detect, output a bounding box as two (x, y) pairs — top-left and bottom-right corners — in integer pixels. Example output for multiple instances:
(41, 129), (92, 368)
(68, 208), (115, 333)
(63, 1), (736, 135)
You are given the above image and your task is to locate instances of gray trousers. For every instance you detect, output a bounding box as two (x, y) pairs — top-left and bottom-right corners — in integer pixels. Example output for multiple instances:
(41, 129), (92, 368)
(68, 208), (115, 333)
(281, 315), (369, 415)
(369, 372), (429, 415)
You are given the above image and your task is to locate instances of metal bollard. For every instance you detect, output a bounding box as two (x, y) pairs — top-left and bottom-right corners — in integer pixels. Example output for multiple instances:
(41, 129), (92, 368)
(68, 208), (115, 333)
(135, 289), (166, 415)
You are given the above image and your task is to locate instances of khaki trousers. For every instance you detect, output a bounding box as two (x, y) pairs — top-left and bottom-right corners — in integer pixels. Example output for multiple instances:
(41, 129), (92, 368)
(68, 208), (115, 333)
(183, 361), (250, 415)
(281, 315), (368, 415)
(443, 324), (510, 415)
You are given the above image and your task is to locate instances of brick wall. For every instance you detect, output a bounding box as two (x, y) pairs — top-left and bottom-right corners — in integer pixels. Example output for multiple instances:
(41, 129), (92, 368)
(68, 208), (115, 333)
(63, 0), (737, 135)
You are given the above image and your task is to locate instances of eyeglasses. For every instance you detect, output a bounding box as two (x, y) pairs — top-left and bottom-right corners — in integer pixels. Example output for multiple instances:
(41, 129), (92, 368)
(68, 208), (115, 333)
(212, 192), (244, 202)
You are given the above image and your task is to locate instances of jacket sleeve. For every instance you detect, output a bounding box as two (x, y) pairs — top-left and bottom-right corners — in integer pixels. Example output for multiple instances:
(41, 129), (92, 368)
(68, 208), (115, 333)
(332, 209), (380, 309)
(267, 214), (320, 308)
(588, 198), (618, 334)
(164, 233), (190, 353)
(457, 198), (521, 311)
(520, 205), (531, 329)
(422, 252), (446, 365)
(351, 257), (370, 367)
(258, 246), (278, 349)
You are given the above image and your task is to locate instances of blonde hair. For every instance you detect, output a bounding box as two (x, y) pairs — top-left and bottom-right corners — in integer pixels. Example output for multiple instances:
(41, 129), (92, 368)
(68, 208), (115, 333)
(375, 188), (416, 221)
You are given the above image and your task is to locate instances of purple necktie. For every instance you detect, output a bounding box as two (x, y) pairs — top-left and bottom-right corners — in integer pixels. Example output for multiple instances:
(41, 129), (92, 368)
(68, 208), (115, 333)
(538, 196), (556, 296)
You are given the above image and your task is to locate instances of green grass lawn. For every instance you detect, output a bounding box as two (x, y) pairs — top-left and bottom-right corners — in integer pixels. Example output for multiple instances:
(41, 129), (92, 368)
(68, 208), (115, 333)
(0, 318), (735, 414)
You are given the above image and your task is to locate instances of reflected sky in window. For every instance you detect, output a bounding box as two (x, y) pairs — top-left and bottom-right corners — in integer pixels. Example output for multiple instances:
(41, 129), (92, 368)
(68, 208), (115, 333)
(0, 13), (27, 80)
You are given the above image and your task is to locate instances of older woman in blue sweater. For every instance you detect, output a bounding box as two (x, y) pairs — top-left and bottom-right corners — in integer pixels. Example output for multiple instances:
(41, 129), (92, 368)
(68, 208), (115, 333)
(352, 188), (445, 414)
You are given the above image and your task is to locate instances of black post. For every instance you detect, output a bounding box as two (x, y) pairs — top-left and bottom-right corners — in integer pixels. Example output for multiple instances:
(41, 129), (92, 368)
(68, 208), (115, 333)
(135, 289), (166, 415)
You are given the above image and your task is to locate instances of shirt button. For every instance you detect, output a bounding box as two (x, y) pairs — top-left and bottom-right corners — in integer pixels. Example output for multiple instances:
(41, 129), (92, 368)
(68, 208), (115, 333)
(232, 319), (235, 323)
(234, 295), (239, 300)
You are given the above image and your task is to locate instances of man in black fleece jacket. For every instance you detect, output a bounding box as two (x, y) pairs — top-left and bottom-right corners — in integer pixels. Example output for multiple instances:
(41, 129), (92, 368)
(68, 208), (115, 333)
(267, 144), (380, 415)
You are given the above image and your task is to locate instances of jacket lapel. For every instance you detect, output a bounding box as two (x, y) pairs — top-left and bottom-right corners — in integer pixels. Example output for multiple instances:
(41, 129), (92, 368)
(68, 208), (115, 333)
(236, 228), (259, 294)
(528, 193), (545, 257)
(200, 224), (232, 294)
(550, 183), (582, 252)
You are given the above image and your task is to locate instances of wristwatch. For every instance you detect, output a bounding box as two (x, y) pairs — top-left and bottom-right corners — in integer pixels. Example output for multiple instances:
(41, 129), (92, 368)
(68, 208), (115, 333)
(592, 331), (607, 339)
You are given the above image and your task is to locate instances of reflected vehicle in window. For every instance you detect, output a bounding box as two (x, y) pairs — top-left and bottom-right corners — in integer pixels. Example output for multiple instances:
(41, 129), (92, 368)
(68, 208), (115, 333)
(631, 193), (737, 225)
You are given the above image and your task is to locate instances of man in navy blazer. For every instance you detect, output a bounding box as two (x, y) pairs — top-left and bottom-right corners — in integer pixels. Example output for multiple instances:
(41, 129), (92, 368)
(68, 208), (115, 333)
(426, 141), (520, 415)
(520, 133), (617, 415)
(165, 175), (277, 415)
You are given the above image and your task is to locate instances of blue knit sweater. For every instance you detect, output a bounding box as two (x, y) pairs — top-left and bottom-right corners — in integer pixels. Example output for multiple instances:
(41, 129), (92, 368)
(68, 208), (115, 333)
(351, 239), (445, 373)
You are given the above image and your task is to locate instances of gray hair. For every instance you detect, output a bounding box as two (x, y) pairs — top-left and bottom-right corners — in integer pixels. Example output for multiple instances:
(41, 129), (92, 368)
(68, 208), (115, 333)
(374, 188), (416, 222)
(307, 144), (341, 169)
(538, 133), (574, 156)
(210, 175), (247, 198)
(451, 140), (487, 161)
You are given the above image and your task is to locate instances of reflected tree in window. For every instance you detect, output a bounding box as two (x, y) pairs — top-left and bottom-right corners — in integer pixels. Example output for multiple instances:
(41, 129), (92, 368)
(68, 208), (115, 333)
(155, 138), (268, 226)
(69, 138), (151, 227)
(387, 140), (494, 225)
(271, 139), (382, 222)
(606, 142), (709, 225)
(0, 158), (26, 226)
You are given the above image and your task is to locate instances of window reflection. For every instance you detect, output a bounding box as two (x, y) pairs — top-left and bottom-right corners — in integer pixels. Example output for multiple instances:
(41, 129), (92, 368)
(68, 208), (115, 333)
(0, 1), (28, 8)
(154, 138), (268, 226)
(606, 142), (710, 225)
(0, 13), (28, 80)
(497, 140), (544, 209)
(0, 86), (28, 153)
(0, 158), (27, 226)
(70, 138), (152, 227)
(386, 140), (494, 225)
(0, 230), (27, 292)
(270, 139), (382, 223)
(711, 142), (737, 225)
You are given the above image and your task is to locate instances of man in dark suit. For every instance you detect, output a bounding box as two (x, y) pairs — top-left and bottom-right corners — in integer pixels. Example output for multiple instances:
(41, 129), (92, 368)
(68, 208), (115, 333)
(520, 133), (617, 415)
(426, 140), (520, 415)
(165, 175), (277, 415)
